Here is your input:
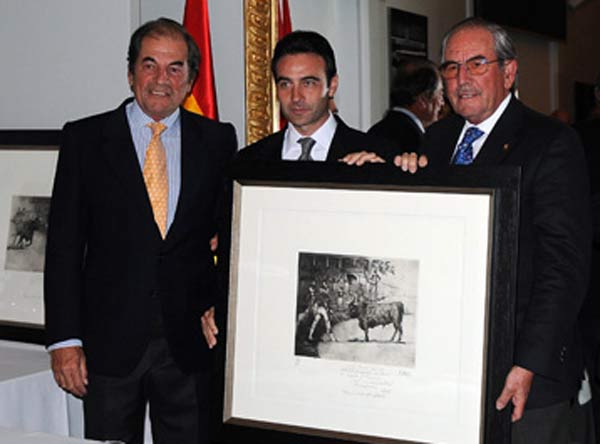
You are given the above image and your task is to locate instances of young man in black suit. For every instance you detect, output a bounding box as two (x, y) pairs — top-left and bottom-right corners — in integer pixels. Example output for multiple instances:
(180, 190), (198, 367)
(44, 18), (236, 444)
(368, 57), (444, 154)
(412, 18), (591, 443)
(236, 30), (390, 164)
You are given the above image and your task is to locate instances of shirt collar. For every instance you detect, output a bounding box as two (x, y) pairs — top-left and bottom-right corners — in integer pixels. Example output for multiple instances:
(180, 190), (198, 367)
(455, 93), (512, 160)
(464, 93), (511, 135)
(286, 112), (337, 147)
(127, 99), (181, 135)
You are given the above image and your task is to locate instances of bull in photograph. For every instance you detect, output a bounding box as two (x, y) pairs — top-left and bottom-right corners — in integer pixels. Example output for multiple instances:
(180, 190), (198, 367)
(349, 298), (405, 343)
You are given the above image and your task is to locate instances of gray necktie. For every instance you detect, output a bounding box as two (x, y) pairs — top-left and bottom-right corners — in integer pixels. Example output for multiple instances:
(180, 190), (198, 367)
(297, 137), (316, 161)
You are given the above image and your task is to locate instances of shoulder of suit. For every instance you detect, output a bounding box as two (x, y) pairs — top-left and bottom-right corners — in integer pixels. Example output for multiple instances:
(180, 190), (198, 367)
(331, 116), (371, 141)
(510, 99), (578, 144)
(180, 107), (236, 134)
(62, 105), (122, 133)
(337, 120), (368, 138)
(425, 113), (464, 137)
(333, 118), (398, 159)
(236, 130), (284, 159)
(337, 120), (385, 148)
(61, 98), (137, 137)
(369, 112), (421, 140)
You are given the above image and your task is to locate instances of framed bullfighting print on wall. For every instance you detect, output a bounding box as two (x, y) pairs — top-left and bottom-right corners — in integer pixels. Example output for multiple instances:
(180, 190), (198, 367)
(0, 130), (60, 344)
(219, 161), (520, 444)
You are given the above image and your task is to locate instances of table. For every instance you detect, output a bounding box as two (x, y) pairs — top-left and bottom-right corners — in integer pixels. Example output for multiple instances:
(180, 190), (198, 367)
(0, 427), (99, 444)
(0, 339), (152, 443)
(0, 340), (83, 437)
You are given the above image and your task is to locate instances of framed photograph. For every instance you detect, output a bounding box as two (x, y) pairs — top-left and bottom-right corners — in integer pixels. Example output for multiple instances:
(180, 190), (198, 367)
(222, 162), (520, 444)
(0, 130), (60, 343)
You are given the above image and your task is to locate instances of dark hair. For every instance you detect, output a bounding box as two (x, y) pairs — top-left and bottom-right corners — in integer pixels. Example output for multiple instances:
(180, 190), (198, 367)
(390, 57), (441, 107)
(271, 30), (337, 86)
(440, 17), (517, 67)
(128, 17), (200, 83)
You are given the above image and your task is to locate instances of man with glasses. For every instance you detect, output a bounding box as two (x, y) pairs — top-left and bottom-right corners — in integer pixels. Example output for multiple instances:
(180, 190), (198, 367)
(420, 18), (592, 443)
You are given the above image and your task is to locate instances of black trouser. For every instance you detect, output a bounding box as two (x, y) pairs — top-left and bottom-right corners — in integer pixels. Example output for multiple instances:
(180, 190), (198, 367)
(84, 338), (209, 444)
(512, 398), (595, 444)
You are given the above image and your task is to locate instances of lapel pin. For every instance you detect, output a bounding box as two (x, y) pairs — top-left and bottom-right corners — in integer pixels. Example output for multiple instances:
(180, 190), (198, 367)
(503, 143), (510, 151)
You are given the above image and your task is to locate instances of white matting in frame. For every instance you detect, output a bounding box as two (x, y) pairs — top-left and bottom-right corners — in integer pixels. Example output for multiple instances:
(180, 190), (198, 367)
(226, 183), (493, 444)
(0, 149), (57, 326)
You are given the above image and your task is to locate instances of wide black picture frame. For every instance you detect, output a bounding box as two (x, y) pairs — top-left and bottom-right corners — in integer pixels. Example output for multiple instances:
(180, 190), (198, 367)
(216, 161), (520, 444)
(0, 130), (60, 344)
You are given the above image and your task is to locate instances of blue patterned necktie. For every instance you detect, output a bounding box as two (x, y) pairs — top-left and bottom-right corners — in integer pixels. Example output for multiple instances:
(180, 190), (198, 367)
(297, 137), (316, 161)
(452, 127), (484, 165)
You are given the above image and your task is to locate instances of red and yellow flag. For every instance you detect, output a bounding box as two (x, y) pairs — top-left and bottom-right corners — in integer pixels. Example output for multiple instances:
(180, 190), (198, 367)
(183, 0), (218, 120)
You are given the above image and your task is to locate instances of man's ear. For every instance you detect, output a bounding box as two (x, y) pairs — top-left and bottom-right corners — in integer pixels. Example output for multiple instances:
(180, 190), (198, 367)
(502, 59), (518, 91)
(327, 74), (339, 98)
(415, 94), (427, 110)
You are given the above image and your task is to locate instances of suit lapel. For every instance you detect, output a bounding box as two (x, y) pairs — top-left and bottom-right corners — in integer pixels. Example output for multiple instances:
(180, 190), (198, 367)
(166, 109), (204, 241)
(473, 97), (524, 166)
(326, 117), (351, 161)
(267, 131), (286, 160)
(100, 100), (156, 225)
(426, 115), (463, 165)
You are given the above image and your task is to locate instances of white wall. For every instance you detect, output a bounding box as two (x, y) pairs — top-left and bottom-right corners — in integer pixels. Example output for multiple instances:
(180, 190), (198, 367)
(0, 0), (246, 143)
(0, 0), (138, 129)
(512, 31), (554, 114)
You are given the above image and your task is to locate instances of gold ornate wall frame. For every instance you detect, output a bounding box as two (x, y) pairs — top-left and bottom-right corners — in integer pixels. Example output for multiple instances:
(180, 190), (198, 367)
(244, 0), (279, 145)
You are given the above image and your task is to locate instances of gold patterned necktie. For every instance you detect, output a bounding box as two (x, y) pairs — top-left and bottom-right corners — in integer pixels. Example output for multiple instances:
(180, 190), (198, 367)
(143, 122), (168, 238)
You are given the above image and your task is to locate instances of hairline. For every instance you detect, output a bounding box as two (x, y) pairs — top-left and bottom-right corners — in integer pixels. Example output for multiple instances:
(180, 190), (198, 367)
(440, 18), (517, 69)
(128, 18), (200, 84)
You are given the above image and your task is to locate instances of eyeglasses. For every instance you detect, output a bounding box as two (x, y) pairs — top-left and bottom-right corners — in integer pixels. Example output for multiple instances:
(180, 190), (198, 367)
(440, 56), (503, 79)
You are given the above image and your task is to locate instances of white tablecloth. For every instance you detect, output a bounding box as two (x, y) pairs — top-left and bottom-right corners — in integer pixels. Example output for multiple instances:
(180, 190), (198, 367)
(0, 427), (98, 444)
(0, 340), (84, 437)
(0, 339), (153, 443)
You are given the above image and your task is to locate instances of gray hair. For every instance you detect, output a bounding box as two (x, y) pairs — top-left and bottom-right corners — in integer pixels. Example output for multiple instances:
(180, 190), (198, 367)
(440, 17), (517, 67)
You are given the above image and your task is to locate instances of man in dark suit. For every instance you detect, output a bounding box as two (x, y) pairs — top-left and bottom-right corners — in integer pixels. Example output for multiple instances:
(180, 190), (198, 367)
(368, 57), (444, 154)
(44, 18), (236, 444)
(574, 72), (600, 441)
(236, 30), (390, 164)
(416, 18), (591, 443)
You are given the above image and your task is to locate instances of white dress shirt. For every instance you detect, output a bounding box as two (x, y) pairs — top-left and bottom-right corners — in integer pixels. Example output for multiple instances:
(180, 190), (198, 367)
(282, 112), (338, 161)
(452, 93), (512, 160)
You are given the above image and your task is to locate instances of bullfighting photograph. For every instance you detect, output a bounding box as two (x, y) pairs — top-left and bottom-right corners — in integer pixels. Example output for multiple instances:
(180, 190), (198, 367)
(5, 195), (49, 273)
(294, 252), (418, 367)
